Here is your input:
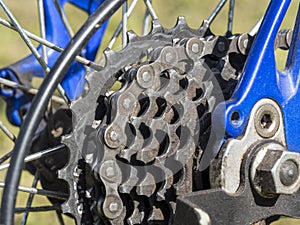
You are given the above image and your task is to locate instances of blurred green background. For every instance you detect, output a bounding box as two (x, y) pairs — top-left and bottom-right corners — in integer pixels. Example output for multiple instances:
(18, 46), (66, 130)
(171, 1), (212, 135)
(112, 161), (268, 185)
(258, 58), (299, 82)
(0, 0), (299, 224)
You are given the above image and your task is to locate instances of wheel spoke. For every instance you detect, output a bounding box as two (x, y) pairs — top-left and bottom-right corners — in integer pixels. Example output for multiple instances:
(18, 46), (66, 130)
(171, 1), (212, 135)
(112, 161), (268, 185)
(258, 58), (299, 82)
(142, 0), (152, 35)
(53, 0), (75, 37)
(0, 17), (101, 70)
(0, 182), (68, 200)
(144, 0), (158, 20)
(207, 0), (227, 25)
(227, 0), (235, 35)
(38, 0), (48, 65)
(0, 121), (16, 142)
(0, 150), (13, 165)
(56, 211), (65, 225)
(0, 78), (65, 105)
(0, 144), (65, 171)
(0, 121), (15, 164)
(15, 206), (60, 214)
(0, 0), (48, 73)
(122, 2), (128, 48)
(107, 0), (138, 49)
(20, 173), (39, 225)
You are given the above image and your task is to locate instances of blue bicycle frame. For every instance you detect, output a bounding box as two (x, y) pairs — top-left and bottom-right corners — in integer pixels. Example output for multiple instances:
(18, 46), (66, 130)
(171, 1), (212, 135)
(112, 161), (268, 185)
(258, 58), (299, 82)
(211, 0), (300, 153)
(0, 0), (107, 126)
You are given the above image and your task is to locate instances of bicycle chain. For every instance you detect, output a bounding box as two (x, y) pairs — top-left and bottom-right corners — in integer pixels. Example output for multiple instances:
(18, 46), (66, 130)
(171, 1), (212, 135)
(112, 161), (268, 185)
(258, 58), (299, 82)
(58, 17), (292, 225)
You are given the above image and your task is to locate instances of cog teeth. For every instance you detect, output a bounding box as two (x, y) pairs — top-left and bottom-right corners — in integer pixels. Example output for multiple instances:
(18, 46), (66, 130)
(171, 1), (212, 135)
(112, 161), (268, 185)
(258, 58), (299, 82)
(58, 138), (83, 224)
(70, 96), (95, 123)
(148, 206), (164, 221)
(199, 20), (210, 32)
(127, 202), (144, 225)
(103, 48), (115, 65)
(127, 30), (138, 43)
(176, 16), (187, 26)
(136, 173), (156, 197)
(151, 19), (164, 34)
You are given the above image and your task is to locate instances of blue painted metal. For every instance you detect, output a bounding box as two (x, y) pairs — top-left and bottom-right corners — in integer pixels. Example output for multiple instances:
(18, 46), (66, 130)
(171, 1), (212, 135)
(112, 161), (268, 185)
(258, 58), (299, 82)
(0, 0), (107, 126)
(214, 0), (300, 152)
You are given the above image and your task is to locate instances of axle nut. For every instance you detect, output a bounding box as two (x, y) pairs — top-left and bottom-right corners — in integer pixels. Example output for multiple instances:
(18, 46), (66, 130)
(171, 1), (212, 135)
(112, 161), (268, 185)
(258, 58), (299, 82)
(251, 148), (300, 197)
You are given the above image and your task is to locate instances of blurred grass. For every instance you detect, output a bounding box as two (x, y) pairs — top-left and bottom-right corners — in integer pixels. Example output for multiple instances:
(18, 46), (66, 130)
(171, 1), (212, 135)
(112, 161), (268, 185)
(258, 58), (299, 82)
(0, 0), (299, 224)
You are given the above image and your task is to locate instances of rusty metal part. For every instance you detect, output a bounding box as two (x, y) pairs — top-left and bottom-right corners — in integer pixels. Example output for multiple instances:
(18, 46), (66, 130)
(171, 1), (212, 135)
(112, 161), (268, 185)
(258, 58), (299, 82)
(251, 148), (300, 197)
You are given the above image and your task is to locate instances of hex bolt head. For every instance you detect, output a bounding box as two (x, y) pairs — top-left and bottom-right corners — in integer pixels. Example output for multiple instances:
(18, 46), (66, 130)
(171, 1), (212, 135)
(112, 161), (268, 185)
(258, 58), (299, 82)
(280, 160), (299, 186)
(254, 104), (280, 138)
(251, 147), (300, 197)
